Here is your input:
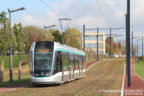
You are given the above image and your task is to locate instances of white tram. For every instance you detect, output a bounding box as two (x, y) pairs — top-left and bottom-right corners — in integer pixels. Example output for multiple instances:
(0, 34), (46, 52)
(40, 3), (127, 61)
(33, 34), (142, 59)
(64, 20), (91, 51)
(29, 41), (86, 84)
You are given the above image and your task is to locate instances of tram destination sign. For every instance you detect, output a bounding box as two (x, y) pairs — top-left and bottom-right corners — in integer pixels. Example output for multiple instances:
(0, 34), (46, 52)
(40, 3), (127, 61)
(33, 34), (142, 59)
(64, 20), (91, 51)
(38, 49), (50, 53)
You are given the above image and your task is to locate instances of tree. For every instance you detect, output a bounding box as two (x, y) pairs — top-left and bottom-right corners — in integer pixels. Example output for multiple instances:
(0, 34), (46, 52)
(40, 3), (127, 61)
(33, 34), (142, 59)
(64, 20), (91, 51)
(13, 23), (25, 80)
(65, 28), (82, 49)
(117, 41), (122, 56)
(52, 29), (62, 43)
(23, 26), (46, 53)
(45, 29), (54, 41)
(13, 23), (25, 53)
(113, 42), (117, 55)
(0, 11), (9, 83)
(106, 37), (123, 56)
(105, 37), (114, 56)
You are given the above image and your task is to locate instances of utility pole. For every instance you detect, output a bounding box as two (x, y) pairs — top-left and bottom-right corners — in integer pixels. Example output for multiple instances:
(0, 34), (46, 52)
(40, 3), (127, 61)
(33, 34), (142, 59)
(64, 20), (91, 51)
(8, 7), (26, 82)
(44, 25), (55, 40)
(8, 9), (13, 82)
(132, 32), (134, 57)
(59, 18), (71, 44)
(126, 0), (131, 87)
(110, 28), (112, 59)
(97, 27), (99, 61)
(44, 26), (46, 40)
(83, 25), (85, 52)
(142, 36), (143, 57)
(137, 40), (139, 56)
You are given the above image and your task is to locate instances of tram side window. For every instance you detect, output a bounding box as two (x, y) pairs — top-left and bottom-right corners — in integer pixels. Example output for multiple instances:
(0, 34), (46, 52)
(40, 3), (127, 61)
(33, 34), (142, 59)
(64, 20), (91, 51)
(82, 56), (86, 69)
(53, 51), (62, 74)
(69, 53), (75, 68)
(62, 51), (68, 71)
(79, 56), (82, 69)
(75, 55), (79, 70)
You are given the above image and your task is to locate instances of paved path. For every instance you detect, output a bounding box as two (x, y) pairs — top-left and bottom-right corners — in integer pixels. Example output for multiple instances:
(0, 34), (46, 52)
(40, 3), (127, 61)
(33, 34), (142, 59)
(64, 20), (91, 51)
(124, 59), (144, 96)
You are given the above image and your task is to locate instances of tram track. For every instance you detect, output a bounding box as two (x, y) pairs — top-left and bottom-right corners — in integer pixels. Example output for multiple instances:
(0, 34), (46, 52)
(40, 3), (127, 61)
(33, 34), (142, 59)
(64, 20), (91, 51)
(74, 60), (124, 96)
(104, 62), (123, 96)
(0, 59), (125, 96)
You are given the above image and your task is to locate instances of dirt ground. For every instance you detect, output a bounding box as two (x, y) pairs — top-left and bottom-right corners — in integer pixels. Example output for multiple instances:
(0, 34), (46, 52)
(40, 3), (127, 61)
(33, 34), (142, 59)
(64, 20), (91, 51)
(0, 59), (125, 96)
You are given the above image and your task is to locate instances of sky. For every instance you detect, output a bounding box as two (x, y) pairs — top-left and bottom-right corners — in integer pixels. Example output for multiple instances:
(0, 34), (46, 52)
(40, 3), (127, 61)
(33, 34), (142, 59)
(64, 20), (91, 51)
(0, 0), (144, 55)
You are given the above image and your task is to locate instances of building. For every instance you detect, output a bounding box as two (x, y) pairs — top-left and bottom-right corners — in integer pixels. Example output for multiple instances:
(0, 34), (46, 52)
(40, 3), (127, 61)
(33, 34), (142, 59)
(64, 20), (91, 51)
(85, 32), (105, 54)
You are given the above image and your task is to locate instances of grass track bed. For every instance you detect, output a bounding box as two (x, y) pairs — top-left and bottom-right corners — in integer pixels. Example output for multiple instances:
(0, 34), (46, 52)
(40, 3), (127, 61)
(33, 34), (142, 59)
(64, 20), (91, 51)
(1, 59), (125, 96)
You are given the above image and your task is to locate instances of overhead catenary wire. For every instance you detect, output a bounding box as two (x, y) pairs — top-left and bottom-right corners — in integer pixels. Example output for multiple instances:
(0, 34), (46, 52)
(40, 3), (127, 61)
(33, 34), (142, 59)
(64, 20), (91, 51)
(39, 0), (63, 18)
(39, 0), (85, 32)
(95, 0), (113, 28)
(40, 0), (74, 33)
(39, 0), (115, 33)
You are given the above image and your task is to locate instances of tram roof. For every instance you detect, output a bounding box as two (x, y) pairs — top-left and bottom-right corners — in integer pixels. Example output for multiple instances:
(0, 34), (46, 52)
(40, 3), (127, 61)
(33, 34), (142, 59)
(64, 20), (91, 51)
(33, 41), (85, 56)
(54, 42), (85, 56)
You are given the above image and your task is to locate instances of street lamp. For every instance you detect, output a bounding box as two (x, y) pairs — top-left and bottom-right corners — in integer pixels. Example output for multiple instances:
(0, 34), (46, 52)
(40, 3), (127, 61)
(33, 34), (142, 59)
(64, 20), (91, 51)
(44, 25), (56, 40)
(8, 7), (26, 82)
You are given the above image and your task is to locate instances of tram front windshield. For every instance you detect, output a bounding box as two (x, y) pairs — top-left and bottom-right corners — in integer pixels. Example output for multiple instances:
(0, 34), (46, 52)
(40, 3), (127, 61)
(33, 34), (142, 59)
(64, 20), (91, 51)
(34, 42), (54, 77)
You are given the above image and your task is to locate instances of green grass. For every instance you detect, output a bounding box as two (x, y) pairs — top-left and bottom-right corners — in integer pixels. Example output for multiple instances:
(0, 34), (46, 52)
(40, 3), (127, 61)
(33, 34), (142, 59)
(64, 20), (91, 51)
(0, 64), (30, 87)
(135, 59), (144, 79)
(0, 78), (30, 87)
(0, 54), (28, 68)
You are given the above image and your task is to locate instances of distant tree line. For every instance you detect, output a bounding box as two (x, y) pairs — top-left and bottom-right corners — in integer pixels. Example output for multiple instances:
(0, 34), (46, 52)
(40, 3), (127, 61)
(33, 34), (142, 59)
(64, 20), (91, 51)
(0, 11), (82, 55)
(105, 37), (122, 56)
(105, 37), (138, 56)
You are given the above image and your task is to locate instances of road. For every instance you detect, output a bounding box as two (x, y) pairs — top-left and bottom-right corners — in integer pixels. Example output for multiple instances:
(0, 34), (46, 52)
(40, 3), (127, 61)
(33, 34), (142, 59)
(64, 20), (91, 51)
(0, 59), (125, 96)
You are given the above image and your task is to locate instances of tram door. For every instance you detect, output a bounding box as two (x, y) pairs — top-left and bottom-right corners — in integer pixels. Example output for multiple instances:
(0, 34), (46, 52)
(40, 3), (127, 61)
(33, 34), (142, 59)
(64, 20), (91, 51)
(68, 53), (71, 81)
(79, 56), (82, 77)
(68, 53), (74, 80)
(60, 52), (64, 82)
(68, 64), (72, 80)
(61, 52), (70, 82)
(69, 61), (73, 80)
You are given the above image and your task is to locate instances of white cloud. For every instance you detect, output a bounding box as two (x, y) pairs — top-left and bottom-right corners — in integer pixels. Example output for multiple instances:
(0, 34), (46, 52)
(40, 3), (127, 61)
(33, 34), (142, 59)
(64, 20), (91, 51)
(131, 0), (144, 27)
(45, 11), (59, 23)
(20, 13), (43, 26)
(18, 0), (144, 37)
(73, 15), (106, 28)
(114, 10), (125, 24)
(106, 0), (115, 6)
(20, 10), (59, 27)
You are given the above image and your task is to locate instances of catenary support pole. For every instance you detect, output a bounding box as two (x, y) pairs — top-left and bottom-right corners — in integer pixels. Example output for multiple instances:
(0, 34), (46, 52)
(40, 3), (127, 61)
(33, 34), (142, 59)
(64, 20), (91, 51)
(97, 27), (99, 61)
(44, 26), (46, 40)
(132, 32), (134, 57)
(126, 0), (131, 87)
(8, 10), (13, 82)
(137, 40), (138, 56)
(8, 7), (25, 82)
(83, 25), (85, 52)
(110, 28), (112, 59)
(142, 36), (143, 57)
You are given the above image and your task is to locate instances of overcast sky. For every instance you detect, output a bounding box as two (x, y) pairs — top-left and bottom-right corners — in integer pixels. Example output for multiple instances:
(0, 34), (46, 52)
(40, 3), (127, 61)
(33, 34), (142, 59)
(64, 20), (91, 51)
(1, 0), (144, 53)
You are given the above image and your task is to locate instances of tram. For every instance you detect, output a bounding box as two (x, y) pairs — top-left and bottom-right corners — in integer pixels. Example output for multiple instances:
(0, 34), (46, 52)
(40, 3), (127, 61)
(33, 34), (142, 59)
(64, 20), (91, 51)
(29, 41), (86, 84)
